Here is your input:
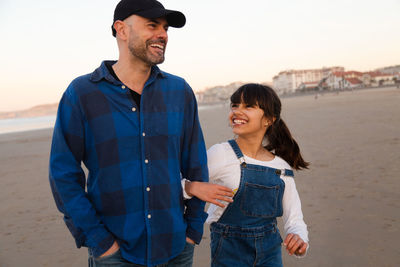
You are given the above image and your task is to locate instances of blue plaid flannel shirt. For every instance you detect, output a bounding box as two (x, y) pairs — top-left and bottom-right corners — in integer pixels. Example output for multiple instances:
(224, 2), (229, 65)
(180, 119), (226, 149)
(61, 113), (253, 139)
(49, 61), (208, 266)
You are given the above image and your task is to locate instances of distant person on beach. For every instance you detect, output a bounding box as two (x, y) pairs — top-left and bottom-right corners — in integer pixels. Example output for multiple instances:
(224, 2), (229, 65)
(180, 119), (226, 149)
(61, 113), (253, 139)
(48, 0), (231, 266)
(203, 84), (310, 266)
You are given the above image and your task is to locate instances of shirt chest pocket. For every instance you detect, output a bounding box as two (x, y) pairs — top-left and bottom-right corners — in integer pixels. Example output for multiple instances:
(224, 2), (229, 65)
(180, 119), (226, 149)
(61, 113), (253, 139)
(240, 182), (280, 218)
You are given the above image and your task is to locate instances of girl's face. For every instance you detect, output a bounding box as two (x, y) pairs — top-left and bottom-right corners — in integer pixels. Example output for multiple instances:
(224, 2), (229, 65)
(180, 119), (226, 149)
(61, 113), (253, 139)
(229, 102), (270, 139)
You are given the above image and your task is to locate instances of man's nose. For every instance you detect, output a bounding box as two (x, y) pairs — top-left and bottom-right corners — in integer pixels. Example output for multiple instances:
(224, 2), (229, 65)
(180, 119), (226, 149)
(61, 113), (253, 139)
(156, 27), (168, 40)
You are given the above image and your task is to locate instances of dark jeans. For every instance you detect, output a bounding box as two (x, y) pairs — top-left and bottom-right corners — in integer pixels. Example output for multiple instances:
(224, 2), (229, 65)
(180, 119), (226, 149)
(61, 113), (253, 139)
(88, 242), (195, 267)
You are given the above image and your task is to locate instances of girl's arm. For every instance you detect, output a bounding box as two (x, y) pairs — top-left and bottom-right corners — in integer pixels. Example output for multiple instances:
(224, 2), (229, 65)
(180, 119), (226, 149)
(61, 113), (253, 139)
(281, 175), (309, 257)
(185, 181), (233, 207)
(184, 144), (234, 207)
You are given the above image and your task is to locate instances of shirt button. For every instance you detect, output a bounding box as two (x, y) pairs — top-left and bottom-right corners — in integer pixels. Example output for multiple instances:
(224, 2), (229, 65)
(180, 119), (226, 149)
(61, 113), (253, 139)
(131, 107), (136, 112)
(145, 159), (149, 164)
(142, 132), (146, 136)
(146, 187), (150, 192)
(121, 85), (126, 89)
(147, 214), (152, 219)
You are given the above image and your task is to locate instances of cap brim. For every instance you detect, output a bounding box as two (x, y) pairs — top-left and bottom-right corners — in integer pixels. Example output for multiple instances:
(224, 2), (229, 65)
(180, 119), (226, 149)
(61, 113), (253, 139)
(136, 8), (186, 28)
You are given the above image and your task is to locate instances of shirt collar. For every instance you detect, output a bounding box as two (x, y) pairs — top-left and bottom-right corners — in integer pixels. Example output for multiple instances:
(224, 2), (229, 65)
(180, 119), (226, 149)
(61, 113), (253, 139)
(90, 60), (165, 84)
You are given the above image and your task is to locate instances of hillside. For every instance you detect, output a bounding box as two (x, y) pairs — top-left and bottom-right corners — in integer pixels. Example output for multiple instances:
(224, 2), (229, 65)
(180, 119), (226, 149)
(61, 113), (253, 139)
(0, 103), (58, 119)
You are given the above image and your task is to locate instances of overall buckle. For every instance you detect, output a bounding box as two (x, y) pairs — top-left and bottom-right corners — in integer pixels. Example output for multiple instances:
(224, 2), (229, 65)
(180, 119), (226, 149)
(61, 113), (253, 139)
(239, 157), (246, 167)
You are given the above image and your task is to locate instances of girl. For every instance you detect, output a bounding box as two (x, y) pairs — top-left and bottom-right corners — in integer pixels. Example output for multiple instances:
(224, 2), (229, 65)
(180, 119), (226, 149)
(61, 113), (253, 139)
(205, 83), (309, 267)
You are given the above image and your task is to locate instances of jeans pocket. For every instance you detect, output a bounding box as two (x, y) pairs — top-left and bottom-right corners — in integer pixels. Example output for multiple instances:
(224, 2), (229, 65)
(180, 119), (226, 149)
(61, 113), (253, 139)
(95, 248), (122, 262)
(185, 241), (195, 247)
(210, 231), (224, 263)
(240, 182), (279, 217)
(167, 241), (194, 267)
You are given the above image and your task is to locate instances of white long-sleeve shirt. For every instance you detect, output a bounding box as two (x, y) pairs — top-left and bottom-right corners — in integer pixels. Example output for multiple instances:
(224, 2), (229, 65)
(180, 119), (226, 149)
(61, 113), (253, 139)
(206, 142), (309, 244)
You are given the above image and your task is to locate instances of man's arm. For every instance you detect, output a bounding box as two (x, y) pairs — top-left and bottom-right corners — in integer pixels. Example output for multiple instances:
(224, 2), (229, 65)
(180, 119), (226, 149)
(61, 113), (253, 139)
(179, 84), (209, 244)
(49, 87), (115, 257)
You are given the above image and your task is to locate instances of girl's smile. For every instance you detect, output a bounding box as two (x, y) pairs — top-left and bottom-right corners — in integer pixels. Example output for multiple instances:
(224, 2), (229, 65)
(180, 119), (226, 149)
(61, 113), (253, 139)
(229, 103), (269, 138)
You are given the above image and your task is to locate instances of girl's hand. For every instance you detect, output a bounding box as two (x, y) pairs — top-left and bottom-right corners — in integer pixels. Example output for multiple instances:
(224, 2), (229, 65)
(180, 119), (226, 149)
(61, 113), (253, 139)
(185, 181), (233, 207)
(283, 233), (308, 256)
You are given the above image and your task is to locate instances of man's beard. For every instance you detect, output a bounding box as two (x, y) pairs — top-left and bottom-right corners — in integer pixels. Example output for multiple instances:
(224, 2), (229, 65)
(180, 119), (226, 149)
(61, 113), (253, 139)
(128, 38), (166, 66)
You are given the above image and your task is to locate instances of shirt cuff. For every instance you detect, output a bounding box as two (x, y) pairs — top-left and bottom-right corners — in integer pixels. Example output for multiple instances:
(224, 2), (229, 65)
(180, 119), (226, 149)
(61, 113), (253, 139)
(89, 233), (116, 258)
(181, 179), (193, 200)
(186, 225), (202, 244)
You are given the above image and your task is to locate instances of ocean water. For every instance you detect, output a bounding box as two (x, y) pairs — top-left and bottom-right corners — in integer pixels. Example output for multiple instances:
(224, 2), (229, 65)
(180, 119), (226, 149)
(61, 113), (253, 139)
(0, 115), (56, 135)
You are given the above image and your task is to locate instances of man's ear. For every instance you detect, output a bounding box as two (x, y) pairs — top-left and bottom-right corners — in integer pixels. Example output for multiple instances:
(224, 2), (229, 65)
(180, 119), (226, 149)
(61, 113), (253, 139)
(113, 20), (128, 40)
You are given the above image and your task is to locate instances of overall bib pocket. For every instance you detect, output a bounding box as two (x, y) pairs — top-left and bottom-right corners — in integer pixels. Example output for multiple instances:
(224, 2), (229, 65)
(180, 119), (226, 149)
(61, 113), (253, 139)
(240, 182), (279, 218)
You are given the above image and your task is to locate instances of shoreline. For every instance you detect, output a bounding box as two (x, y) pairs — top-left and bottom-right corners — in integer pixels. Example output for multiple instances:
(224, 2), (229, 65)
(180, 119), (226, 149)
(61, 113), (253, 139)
(0, 115), (56, 135)
(1, 85), (397, 121)
(1, 86), (397, 136)
(196, 85), (399, 106)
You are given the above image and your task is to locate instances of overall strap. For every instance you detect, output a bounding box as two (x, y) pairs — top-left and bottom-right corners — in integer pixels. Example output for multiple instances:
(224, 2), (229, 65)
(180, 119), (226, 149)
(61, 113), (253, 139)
(275, 168), (294, 177)
(228, 140), (294, 177)
(227, 139), (246, 165)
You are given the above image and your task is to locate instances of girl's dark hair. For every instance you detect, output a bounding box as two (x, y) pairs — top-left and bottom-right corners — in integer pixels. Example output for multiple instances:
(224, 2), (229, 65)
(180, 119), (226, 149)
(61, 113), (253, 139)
(230, 83), (309, 170)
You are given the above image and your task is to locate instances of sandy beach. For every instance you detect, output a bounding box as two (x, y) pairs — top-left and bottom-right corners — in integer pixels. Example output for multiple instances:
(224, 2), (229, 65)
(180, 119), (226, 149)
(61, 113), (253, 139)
(1, 87), (399, 267)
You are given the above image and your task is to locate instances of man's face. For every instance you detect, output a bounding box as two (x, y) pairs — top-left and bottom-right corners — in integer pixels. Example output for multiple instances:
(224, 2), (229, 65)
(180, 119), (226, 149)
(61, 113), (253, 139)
(126, 15), (169, 66)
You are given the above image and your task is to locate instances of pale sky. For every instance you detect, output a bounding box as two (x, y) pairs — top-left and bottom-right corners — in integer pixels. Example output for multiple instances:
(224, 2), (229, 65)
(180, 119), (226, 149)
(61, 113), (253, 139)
(1, 0), (399, 112)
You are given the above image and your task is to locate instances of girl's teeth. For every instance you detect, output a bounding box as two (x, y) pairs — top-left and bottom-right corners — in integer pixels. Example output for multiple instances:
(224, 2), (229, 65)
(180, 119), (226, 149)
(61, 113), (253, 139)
(234, 119), (246, 124)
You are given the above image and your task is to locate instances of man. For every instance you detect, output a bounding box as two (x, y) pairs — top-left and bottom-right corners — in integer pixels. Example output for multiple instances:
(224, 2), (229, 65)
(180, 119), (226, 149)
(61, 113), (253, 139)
(49, 0), (230, 266)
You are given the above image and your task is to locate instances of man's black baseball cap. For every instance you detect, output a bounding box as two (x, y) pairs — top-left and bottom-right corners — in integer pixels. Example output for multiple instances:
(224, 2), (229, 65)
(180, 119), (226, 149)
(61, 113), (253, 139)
(112, 0), (186, 37)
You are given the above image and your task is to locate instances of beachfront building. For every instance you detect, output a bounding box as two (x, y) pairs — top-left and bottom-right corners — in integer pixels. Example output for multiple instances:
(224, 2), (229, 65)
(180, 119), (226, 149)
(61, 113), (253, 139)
(377, 65), (400, 74)
(395, 74), (400, 88)
(326, 71), (363, 90)
(297, 81), (321, 91)
(345, 78), (363, 89)
(362, 72), (398, 87)
(342, 71), (363, 79)
(195, 82), (246, 103)
(326, 72), (342, 89)
(272, 66), (344, 94)
(375, 73), (398, 86)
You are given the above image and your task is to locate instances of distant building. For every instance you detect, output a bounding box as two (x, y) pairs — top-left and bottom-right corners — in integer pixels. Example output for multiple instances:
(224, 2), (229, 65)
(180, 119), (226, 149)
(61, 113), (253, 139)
(362, 72), (397, 87)
(395, 74), (400, 88)
(195, 82), (245, 103)
(297, 81), (320, 91)
(345, 78), (363, 89)
(342, 71), (363, 79)
(375, 65), (400, 74)
(272, 66), (344, 94)
(326, 72), (342, 89)
(326, 71), (363, 89)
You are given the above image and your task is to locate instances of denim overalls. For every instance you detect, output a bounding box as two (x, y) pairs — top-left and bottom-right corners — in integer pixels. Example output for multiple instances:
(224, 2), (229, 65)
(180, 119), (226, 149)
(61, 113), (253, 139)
(210, 140), (294, 267)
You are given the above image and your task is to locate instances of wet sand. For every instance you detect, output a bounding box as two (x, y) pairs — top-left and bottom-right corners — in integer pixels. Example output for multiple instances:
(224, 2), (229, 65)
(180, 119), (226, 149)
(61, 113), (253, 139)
(1, 87), (399, 266)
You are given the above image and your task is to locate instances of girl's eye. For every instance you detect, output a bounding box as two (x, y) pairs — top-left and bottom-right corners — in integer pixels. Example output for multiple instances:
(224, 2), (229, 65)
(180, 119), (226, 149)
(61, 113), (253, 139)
(231, 103), (238, 108)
